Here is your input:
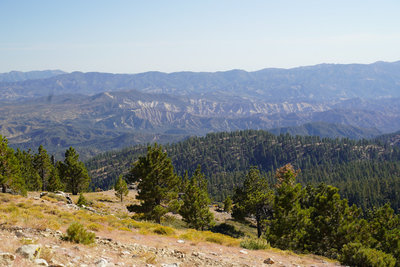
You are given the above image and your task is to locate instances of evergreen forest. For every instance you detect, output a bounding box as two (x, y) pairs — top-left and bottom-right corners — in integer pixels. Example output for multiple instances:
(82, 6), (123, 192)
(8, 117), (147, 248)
(86, 130), (400, 212)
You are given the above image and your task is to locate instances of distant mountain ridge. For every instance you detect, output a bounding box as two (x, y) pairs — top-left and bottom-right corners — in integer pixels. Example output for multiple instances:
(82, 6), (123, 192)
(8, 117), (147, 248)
(2, 61), (400, 101)
(1, 61), (400, 158)
(0, 70), (65, 83)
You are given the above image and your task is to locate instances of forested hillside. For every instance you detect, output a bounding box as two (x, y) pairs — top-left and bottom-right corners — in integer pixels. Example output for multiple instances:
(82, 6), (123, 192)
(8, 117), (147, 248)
(86, 130), (400, 211)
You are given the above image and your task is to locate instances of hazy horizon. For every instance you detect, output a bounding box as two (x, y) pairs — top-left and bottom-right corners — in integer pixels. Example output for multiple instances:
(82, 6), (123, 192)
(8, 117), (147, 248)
(3, 59), (400, 75)
(1, 1), (400, 73)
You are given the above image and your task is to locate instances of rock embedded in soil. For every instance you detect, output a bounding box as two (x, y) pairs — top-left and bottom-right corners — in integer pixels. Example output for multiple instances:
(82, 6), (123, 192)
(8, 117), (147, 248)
(16, 244), (41, 260)
(0, 252), (16, 266)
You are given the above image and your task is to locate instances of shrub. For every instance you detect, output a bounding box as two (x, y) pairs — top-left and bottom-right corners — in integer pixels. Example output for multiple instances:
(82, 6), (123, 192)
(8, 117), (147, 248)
(161, 215), (186, 229)
(63, 222), (95, 245)
(211, 223), (244, 238)
(240, 237), (270, 250)
(76, 193), (87, 207)
(340, 243), (396, 267)
(153, 225), (175, 236)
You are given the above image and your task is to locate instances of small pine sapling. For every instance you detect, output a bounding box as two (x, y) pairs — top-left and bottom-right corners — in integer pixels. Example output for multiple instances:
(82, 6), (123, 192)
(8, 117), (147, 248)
(114, 175), (129, 202)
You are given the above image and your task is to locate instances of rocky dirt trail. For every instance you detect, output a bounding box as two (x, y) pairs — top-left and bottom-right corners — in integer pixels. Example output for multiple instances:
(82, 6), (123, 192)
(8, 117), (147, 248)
(0, 225), (341, 267)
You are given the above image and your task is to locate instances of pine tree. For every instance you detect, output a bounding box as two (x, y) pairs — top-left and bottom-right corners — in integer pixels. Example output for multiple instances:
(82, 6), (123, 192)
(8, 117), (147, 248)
(59, 147), (90, 195)
(76, 192), (87, 207)
(47, 163), (64, 192)
(33, 145), (52, 191)
(266, 164), (310, 250)
(114, 175), (128, 202)
(223, 196), (233, 213)
(232, 167), (274, 237)
(180, 166), (214, 230)
(15, 149), (41, 191)
(0, 136), (26, 195)
(126, 143), (180, 223)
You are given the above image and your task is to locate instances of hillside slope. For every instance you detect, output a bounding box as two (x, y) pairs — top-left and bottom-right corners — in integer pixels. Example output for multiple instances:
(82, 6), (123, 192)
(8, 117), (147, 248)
(0, 191), (340, 266)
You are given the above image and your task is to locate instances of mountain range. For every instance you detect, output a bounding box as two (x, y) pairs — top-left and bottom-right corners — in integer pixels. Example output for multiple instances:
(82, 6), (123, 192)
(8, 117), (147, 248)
(1, 61), (400, 158)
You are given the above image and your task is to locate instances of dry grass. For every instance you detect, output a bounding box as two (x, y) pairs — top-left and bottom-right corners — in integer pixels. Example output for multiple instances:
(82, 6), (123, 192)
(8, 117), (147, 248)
(0, 192), (240, 247)
(179, 229), (240, 247)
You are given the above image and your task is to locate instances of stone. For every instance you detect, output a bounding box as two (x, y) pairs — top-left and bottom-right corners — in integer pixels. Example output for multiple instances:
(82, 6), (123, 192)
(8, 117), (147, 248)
(48, 260), (65, 267)
(161, 264), (180, 267)
(120, 250), (130, 256)
(15, 230), (28, 238)
(239, 249), (248, 255)
(41, 232), (51, 237)
(176, 240), (185, 244)
(95, 258), (109, 267)
(34, 258), (49, 266)
(16, 244), (41, 260)
(0, 252), (16, 266)
(264, 257), (275, 264)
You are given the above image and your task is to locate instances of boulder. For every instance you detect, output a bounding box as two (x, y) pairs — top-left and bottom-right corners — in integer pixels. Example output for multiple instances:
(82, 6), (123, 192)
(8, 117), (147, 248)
(16, 244), (41, 260)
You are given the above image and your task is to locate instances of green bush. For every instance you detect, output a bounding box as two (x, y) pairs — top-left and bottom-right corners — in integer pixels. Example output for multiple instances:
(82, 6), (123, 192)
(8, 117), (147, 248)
(340, 243), (396, 267)
(63, 222), (95, 245)
(240, 237), (270, 250)
(76, 193), (87, 207)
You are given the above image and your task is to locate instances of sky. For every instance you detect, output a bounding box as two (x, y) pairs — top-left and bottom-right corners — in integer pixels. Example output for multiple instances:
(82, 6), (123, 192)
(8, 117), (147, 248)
(1, 0), (400, 73)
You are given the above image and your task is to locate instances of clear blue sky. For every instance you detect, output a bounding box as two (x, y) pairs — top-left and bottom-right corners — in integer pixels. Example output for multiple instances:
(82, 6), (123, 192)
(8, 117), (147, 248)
(1, 0), (399, 73)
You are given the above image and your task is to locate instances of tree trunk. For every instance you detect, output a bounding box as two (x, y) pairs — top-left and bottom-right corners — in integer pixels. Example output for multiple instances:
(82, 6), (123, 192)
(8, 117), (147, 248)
(1, 184), (6, 193)
(256, 213), (262, 238)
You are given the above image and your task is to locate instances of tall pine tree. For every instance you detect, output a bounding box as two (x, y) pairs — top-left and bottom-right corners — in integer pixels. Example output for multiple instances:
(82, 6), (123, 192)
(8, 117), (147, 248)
(180, 166), (214, 230)
(59, 147), (90, 195)
(0, 136), (26, 195)
(15, 149), (41, 191)
(33, 145), (52, 191)
(126, 143), (179, 223)
(232, 167), (274, 237)
(266, 164), (310, 250)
